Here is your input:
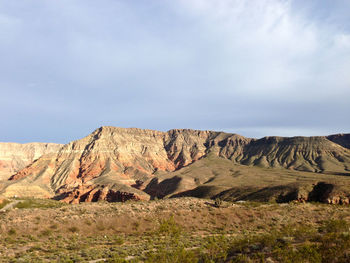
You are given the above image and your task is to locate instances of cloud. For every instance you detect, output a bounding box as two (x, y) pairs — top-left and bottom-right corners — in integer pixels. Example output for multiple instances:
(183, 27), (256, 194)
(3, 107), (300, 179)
(175, 0), (349, 95)
(0, 0), (349, 142)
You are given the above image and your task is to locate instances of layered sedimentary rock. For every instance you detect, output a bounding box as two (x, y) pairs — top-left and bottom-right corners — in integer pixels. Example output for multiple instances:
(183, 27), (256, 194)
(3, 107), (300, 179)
(0, 142), (62, 180)
(165, 129), (251, 168)
(3, 127), (350, 203)
(237, 136), (350, 173)
(7, 127), (244, 202)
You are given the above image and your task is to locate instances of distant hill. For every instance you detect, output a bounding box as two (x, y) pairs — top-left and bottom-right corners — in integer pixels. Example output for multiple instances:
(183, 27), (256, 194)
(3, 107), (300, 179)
(1, 126), (350, 204)
(327, 134), (350, 150)
(0, 142), (62, 180)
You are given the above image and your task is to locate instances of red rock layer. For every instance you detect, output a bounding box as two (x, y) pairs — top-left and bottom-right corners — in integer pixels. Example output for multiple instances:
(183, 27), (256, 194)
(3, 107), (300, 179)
(0, 142), (62, 179)
(6, 127), (350, 203)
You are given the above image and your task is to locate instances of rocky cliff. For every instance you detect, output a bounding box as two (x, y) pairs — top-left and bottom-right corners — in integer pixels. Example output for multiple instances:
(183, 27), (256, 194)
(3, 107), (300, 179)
(3, 127), (350, 203)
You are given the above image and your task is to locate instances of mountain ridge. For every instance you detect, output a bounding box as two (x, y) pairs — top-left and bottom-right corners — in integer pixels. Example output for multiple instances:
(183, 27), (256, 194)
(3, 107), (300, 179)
(1, 126), (350, 203)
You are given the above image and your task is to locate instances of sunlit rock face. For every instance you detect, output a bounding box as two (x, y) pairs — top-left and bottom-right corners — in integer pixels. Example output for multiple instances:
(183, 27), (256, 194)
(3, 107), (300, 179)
(0, 142), (62, 180)
(3, 127), (350, 203)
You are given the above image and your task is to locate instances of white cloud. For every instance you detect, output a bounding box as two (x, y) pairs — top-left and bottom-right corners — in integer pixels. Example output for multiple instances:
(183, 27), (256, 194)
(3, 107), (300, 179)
(173, 0), (349, 105)
(334, 33), (350, 48)
(0, 0), (349, 142)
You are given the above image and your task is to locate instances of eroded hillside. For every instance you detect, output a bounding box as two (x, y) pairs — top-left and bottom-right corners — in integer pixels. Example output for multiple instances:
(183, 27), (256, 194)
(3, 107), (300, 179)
(2, 126), (350, 203)
(0, 142), (62, 180)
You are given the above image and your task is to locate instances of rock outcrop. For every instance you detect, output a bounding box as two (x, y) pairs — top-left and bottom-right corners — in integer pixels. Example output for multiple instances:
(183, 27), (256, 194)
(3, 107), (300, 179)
(307, 182), (350, 205)
(3, 126), (350, 203)
(0, 142), (62, 180)
(54, 183), (149, 204)
(215, 181), (350, 205)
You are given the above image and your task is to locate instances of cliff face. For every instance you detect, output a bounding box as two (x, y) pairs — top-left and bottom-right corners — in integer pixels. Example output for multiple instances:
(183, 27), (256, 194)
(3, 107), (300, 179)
(3, 127), (350, 203)
(0, 142), (62, 180)
(164, 129), (251, 168)
(5, 127), (251, 202)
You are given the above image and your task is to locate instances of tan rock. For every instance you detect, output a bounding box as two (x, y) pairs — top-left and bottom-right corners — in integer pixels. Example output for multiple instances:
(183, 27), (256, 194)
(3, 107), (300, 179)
(0, 142), (62, 180)
(2, 127), (350, 203)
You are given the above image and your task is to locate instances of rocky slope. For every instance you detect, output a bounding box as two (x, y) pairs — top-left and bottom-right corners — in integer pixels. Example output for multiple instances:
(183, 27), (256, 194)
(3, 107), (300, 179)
(237, 136), (350, 173)
(327, 134), (350, 150)
(6, 127), (240, 202)
(144, 153), (350, 205)
(0, 142), (62, 180)
(2, 127), (350, 203)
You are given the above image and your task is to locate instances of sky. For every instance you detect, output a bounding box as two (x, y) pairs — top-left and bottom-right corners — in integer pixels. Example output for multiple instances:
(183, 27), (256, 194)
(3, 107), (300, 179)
(0, 0), (349, 143)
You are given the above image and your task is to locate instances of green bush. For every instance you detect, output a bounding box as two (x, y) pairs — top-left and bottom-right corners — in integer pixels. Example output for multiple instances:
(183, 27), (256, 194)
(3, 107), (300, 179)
(318, 219), (349, 234)
(158, 215), (182, 238)
(8, 228), (16, 236)
(201, 235), (228, 262)
(0, 199), (11, 209)
(14, 198), (67, 209)
(144, 246), (198, 263)
(40, 229), (53, 237)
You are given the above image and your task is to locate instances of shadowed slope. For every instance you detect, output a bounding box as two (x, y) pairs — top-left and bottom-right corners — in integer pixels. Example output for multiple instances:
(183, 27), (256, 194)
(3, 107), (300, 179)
(240, 136), (350, 173)
(327, 133), (350, 150)
(147, 154), (350, 204)
(2, 127), (350, 203)
(4, 127), (251, 202)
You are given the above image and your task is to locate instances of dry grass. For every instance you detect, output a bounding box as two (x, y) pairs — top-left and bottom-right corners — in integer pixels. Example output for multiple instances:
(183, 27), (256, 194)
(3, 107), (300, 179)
(0, 197), (350, 261)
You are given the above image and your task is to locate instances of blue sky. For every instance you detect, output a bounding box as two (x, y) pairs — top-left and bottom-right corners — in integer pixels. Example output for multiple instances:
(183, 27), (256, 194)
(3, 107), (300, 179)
(0, 0), (349, 143)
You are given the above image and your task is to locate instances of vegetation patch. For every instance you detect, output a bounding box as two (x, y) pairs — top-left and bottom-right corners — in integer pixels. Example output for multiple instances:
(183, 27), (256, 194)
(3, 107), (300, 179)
(14, 198), (67, 209)
(0, 199), (11, 209)
(0, 198), (350, 262)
